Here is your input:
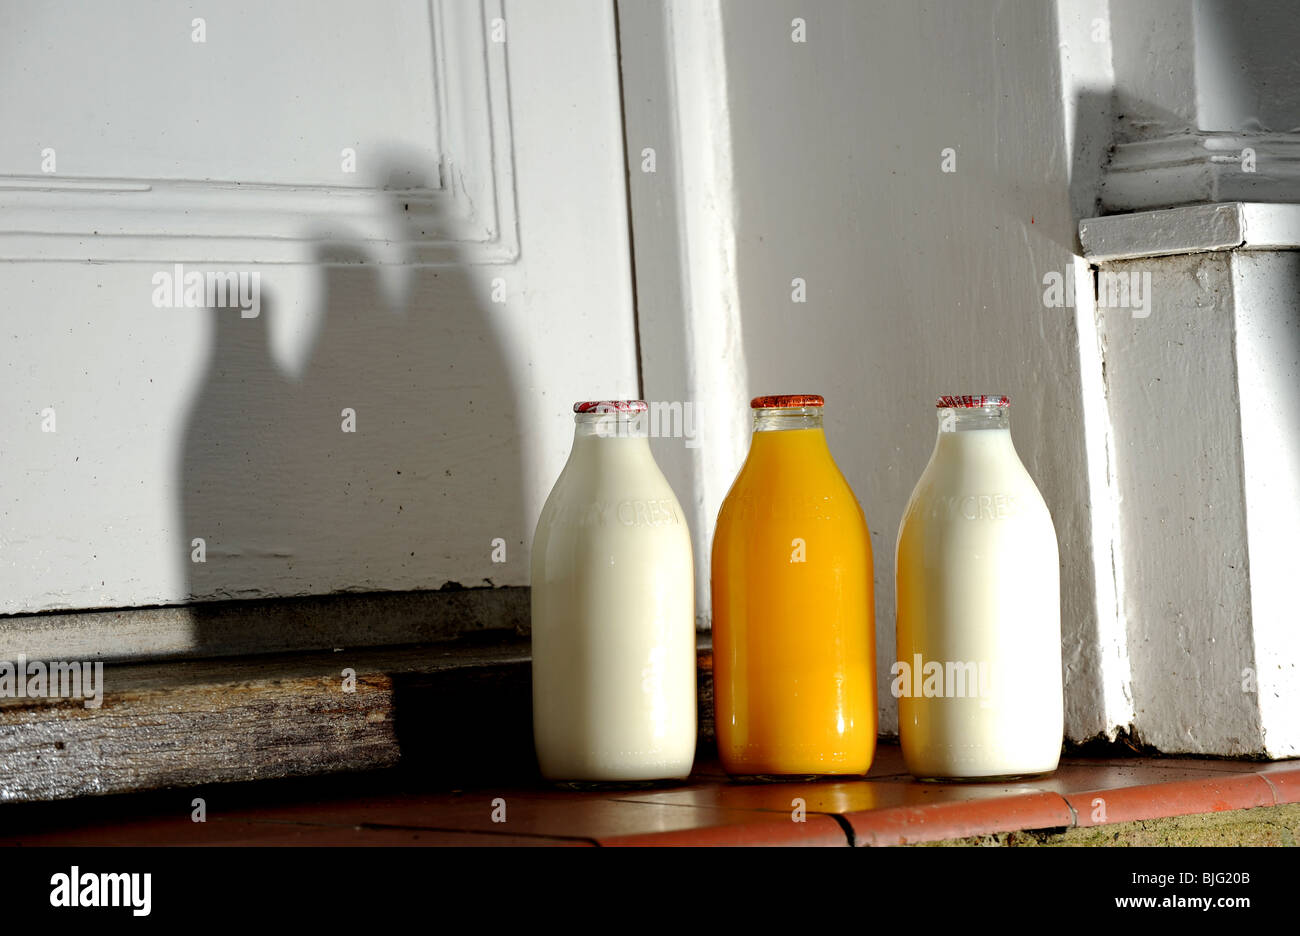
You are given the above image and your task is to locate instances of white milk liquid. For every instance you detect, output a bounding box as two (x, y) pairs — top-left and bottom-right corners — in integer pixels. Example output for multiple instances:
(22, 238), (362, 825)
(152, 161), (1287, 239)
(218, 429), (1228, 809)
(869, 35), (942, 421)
(895, 427), (1063, 779)
(531, 424), (697, 782)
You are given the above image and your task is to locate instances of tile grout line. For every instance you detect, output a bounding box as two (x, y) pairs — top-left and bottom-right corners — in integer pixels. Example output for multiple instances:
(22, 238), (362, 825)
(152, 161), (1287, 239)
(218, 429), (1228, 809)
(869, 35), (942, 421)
(1060, 791), (1081, 828)
(828, 813), (856, 847)
(357, 821), (599, 845)
(1258, 773), (1282, 806)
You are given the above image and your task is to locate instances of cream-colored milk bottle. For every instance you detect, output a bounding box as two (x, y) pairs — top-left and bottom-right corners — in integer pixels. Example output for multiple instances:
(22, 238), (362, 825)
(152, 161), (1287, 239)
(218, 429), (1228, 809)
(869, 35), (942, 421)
(894, 395), (1063, 780)
(531, 401), (697, 783)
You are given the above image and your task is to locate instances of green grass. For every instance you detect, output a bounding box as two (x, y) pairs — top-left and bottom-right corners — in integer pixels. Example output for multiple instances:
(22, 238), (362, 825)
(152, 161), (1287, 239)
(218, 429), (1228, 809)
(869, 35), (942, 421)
(917, 804), (1300, 846)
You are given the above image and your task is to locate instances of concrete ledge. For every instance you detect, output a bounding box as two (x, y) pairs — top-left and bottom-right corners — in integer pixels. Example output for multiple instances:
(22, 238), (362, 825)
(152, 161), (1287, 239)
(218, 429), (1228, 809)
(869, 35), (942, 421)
(1079, 202), (1300, 262)
(0, 586), (531, 665)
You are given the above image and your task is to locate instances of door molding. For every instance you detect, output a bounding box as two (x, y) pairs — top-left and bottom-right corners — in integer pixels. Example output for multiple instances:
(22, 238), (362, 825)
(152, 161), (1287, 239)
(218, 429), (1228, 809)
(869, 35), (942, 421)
(0, 0), (518, 265)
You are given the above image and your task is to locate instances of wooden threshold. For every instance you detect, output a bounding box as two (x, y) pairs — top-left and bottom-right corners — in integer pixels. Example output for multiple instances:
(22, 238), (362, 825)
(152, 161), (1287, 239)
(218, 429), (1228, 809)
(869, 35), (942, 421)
(0, 638), (715, 804)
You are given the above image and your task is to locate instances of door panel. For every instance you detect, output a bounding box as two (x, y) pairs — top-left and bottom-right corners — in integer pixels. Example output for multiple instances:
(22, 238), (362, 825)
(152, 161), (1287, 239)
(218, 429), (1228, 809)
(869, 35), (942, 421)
(0, 0), (638, 622)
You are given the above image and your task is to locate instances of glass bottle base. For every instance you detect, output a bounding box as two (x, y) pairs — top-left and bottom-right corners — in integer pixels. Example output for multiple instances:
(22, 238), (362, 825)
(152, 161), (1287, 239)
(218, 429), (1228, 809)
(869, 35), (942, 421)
(726, 772), (868, 784)
(549, 777), (689, 792)
(912, 769), (1058, 784)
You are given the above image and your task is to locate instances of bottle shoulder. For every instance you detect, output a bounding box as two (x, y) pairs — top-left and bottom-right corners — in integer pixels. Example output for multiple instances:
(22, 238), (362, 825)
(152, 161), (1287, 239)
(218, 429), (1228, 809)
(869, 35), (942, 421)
(715, 458), (868, 540)
(533, 444), (692, 560)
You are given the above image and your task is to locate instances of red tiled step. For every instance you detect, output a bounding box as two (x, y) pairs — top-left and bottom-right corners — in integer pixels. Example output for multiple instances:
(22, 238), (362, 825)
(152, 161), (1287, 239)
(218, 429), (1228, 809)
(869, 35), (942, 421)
(2, 746), (1297, 846)
(846, 790), (1075, 845)
(1063, 774), (1275, 828)
(600, 814), (847, 847)
(1258, 762), (1300, 805)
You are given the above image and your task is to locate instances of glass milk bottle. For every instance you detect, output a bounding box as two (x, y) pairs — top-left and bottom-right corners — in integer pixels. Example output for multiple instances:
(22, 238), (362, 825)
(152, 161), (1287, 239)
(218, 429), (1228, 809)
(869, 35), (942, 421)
(711, 394), (876, 779)
(894, 395), (1063, 780)
(531, 401), (697, 784)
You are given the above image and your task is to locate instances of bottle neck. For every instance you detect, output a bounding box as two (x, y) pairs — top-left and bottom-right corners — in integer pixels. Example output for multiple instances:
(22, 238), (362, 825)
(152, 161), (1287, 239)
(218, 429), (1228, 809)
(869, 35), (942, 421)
(932, 406), (1018, 464)
(937, 405), (1010, 434)
(752, 405), (824, 432)
(572, 412), (651, 448)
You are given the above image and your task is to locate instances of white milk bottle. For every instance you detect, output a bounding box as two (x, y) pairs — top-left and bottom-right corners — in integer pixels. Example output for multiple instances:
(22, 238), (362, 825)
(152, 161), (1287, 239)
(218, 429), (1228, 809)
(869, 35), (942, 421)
(894, 395), (1063, 780)
(531, 400), (697, 783)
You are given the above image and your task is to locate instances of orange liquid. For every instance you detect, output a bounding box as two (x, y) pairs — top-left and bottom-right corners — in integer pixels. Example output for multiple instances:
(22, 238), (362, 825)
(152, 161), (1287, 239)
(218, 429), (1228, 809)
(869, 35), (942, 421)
(711, 427), (876, 777)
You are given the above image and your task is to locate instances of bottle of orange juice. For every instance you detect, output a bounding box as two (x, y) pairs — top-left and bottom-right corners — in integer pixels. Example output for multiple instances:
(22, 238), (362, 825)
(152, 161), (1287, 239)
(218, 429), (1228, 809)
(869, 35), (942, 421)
(711, 394), (876, 779)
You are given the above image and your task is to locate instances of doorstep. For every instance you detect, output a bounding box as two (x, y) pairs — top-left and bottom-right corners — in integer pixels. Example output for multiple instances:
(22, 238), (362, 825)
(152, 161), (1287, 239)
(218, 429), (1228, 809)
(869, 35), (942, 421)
(0, 637), (715, 802)
(1, 745), (1296, 846)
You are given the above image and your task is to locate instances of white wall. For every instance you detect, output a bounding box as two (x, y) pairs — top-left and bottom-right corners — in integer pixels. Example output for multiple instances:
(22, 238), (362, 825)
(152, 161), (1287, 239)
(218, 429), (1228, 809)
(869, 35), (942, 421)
(641, 0), (1295, 752)
(625, 0), (1107, 739)
(720, 0), (1107, 740)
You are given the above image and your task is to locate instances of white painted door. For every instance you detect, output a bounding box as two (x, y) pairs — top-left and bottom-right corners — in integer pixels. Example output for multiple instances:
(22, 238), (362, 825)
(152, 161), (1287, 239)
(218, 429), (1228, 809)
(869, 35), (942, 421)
(0, 1), (638, 630)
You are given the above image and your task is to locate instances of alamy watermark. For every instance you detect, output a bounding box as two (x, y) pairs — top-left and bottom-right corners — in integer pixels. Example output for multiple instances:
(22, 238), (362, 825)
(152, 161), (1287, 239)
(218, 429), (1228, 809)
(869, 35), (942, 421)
(591, 401), (702, 449)
(891, 653), (1003, 701)
(0, 655), (104, 708)
(50, 867), (150, 916)
(151, 263), (261, 318)
(1043, 265), (1153, 318)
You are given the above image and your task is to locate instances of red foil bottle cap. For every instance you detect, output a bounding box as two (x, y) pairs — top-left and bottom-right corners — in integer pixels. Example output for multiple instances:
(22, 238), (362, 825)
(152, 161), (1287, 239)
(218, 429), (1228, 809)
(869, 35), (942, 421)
(936, 394), (1010, 408)
(750, 394), (825, 409)
(573, 400), (648, 413)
